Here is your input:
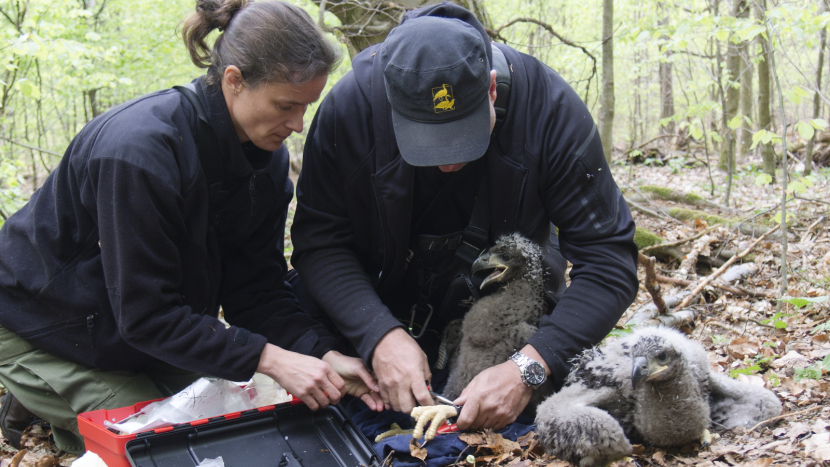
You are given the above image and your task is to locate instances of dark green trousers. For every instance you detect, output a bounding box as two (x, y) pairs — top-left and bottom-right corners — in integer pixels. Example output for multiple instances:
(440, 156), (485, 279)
(0, 324), (200, 454)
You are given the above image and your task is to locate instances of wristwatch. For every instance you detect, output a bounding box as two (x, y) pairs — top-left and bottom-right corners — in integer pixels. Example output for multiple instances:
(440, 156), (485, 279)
(509, 352), (547, 388)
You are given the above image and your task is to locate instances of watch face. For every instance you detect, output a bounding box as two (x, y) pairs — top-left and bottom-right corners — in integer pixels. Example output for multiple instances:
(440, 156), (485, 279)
(524, 362), (546, 386)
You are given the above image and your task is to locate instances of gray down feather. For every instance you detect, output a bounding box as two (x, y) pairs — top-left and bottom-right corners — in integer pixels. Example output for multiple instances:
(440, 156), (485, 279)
(535, 326), (781, 467)
(443, 233), (553, 402)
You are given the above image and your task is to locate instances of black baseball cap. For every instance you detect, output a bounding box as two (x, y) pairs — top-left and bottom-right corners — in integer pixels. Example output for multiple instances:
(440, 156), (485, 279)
(380, 16), (492, 167)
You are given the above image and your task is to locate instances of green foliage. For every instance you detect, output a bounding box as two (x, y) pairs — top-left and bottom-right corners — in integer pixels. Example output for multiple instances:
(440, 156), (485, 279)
(779, 295), (829, 309)
(729, 355), (774, 378)
(760, 312), (792, 330)
(794, 354), (830, 381)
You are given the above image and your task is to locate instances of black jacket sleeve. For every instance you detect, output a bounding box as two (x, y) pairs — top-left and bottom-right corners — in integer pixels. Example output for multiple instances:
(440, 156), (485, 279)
(292, 74), (404, 365)
(92, 154), (267, 382)
(523, 57), (639, 386)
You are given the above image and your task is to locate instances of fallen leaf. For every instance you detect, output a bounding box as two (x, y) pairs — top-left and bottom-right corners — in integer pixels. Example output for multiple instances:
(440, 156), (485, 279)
(771, 350), (810, 369)
(728, 337), (759, 360)
(652, 449), (667, 465)
(802, 432), (830, 461)
(741, 459), (773, 467)
(459, 432), (487, 446)
(516, 430), (536, 448)
(409, 439), (427, 462)
(811, 419), (830, 433)
(544, 461), (569, 467)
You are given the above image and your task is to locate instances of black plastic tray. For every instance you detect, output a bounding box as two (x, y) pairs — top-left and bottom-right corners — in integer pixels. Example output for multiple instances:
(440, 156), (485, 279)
(125, 403), (379, 467)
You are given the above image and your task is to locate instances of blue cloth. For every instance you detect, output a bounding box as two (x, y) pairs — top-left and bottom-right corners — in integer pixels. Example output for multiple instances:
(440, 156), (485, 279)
(344, 398), (535, 467)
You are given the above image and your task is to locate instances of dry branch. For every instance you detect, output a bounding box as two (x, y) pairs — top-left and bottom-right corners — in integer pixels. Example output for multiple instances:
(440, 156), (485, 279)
(638, 253), (667, 315)
(675, 225), (781, 310)
(640, 226), (718, 254)
(675, 234), (712, 278)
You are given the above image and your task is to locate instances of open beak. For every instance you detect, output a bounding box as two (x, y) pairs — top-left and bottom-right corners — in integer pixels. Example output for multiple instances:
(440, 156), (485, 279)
(632, 356), (668, 389)
(472, 253), (508, 289)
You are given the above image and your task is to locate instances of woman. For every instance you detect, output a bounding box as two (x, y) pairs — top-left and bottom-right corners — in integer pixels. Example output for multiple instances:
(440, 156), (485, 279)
(0, 0), (380, 454)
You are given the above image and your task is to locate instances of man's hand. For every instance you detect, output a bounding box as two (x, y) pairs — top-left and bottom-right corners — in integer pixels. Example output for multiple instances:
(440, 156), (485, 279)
(322, 350), (386, 412)
(453, 345), (549, 430)
(257, 343), (343, 410)
(371, 327), (433, 413)
(453, 360), (532, 430)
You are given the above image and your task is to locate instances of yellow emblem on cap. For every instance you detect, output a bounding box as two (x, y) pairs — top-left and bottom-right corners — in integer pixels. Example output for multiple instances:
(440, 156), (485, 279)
(432, 84), (455, 113)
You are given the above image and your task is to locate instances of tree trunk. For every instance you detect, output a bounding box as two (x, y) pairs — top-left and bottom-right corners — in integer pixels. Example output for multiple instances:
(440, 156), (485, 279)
(805, 0), (828, 176)
(658, 3), (674, 140)
(755, 0), (777, 178)
(599, 0), (615, 163)
(719, 0), (746, 172)
(739, 41), (754, 160)
(314, 0), (493, 59)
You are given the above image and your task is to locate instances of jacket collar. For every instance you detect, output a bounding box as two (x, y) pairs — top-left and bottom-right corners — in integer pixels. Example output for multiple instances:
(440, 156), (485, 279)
(195, 78), (260, 179)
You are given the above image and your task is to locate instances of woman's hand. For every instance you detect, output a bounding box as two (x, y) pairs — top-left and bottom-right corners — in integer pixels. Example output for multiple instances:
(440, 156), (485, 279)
(257, 343), (344, 410)
(323, 350), (386, 412)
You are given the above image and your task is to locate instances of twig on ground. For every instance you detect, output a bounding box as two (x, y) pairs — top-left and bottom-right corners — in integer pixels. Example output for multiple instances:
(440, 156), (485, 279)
(736, 406), (825, 443)
(451, 445), (471, 466)
(656, 274), (775, 298)
(676, 225), (781, 310)
(626, 198), (672, 220)
(639, 253), (668, 315)
(641, 226), (719, 254)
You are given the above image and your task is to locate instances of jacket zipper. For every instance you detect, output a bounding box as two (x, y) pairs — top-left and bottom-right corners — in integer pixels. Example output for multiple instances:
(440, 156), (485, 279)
(86, 313), (97, 349)
(249, 173), (258, 216)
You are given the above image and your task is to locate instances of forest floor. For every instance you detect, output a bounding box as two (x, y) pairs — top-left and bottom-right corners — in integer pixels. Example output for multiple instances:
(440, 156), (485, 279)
(0, 157), (829, 467)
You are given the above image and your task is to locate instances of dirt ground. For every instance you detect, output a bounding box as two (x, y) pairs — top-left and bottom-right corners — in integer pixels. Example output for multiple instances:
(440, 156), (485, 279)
(1, 156), (829, 467)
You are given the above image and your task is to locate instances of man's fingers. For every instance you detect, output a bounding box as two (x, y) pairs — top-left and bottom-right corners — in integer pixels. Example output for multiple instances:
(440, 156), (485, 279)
(411, 379), (433, 408)
(455, 397), (479, 430)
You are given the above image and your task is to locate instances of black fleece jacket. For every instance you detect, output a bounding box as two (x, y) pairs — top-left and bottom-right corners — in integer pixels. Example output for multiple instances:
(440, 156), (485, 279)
(291, 27), (640, 387)
(0, 78), (338, 382)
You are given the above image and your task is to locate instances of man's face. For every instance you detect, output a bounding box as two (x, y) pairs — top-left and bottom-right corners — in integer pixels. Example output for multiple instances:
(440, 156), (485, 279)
(436, 70), (498, 173)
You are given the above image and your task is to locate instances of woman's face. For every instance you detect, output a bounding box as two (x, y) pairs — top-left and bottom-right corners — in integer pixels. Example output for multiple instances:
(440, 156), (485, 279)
(223, 67), (327, 152)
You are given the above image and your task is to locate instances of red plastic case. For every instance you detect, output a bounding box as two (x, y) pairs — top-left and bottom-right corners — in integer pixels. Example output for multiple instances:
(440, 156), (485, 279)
(77, 399), (378, 467)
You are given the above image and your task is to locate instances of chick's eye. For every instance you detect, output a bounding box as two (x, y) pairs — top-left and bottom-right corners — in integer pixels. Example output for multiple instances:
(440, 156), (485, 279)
(279, 105), (292, 111)
(657, 352), (668, 361)
(501, 254), (511, 261)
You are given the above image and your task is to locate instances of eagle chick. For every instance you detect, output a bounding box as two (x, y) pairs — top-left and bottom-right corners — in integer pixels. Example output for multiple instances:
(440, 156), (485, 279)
(443, 233), (550, 400)
(535, 327), (781, 467)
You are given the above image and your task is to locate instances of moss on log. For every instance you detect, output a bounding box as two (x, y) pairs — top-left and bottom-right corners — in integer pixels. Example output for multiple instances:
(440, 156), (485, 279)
(634, 227), (664, 249)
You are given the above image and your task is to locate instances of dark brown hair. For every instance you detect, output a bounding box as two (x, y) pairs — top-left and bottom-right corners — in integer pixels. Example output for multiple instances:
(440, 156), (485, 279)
(182, 0), (341, 87)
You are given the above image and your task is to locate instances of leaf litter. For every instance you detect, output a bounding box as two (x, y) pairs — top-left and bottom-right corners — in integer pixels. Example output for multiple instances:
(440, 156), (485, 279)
(1, 164), (829, 465)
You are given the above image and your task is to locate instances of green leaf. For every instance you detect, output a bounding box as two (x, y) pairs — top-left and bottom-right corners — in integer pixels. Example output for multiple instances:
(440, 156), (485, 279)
(728, 116), (743, 129)
(755, 173), (773, 186)
(787, 181), (807, 195)
(811, 118), (828, 130)
(779, 296), (829, 308)
(797, 121), (815, 139)
(85, 31), (101, 41)
(801, 176), (814, 188)
(715, 29), (730, 41)
(466, 455), (475, 464)
(15, 79), (40, 99)
(691, 128), (704, 140)
(773, 212), (783, 224)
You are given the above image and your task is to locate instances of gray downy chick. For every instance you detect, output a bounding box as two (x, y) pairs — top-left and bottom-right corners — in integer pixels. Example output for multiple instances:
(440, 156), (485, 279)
(443, 233), (551, 401)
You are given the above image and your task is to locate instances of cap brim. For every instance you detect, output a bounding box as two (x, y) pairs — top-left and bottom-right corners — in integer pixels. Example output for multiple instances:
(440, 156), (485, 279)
(391, 96), (491, 167)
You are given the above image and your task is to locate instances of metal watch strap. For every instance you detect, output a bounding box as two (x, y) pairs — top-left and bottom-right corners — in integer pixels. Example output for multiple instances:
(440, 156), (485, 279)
(510, 352), (546, 388)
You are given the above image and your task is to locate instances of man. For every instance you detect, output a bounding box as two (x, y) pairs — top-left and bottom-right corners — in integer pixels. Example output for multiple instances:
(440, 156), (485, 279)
(291, 2), (639, 430)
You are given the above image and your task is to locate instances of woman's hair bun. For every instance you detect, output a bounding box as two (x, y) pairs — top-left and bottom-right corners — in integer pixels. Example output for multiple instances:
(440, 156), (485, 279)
(196, 0), (248, 32)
